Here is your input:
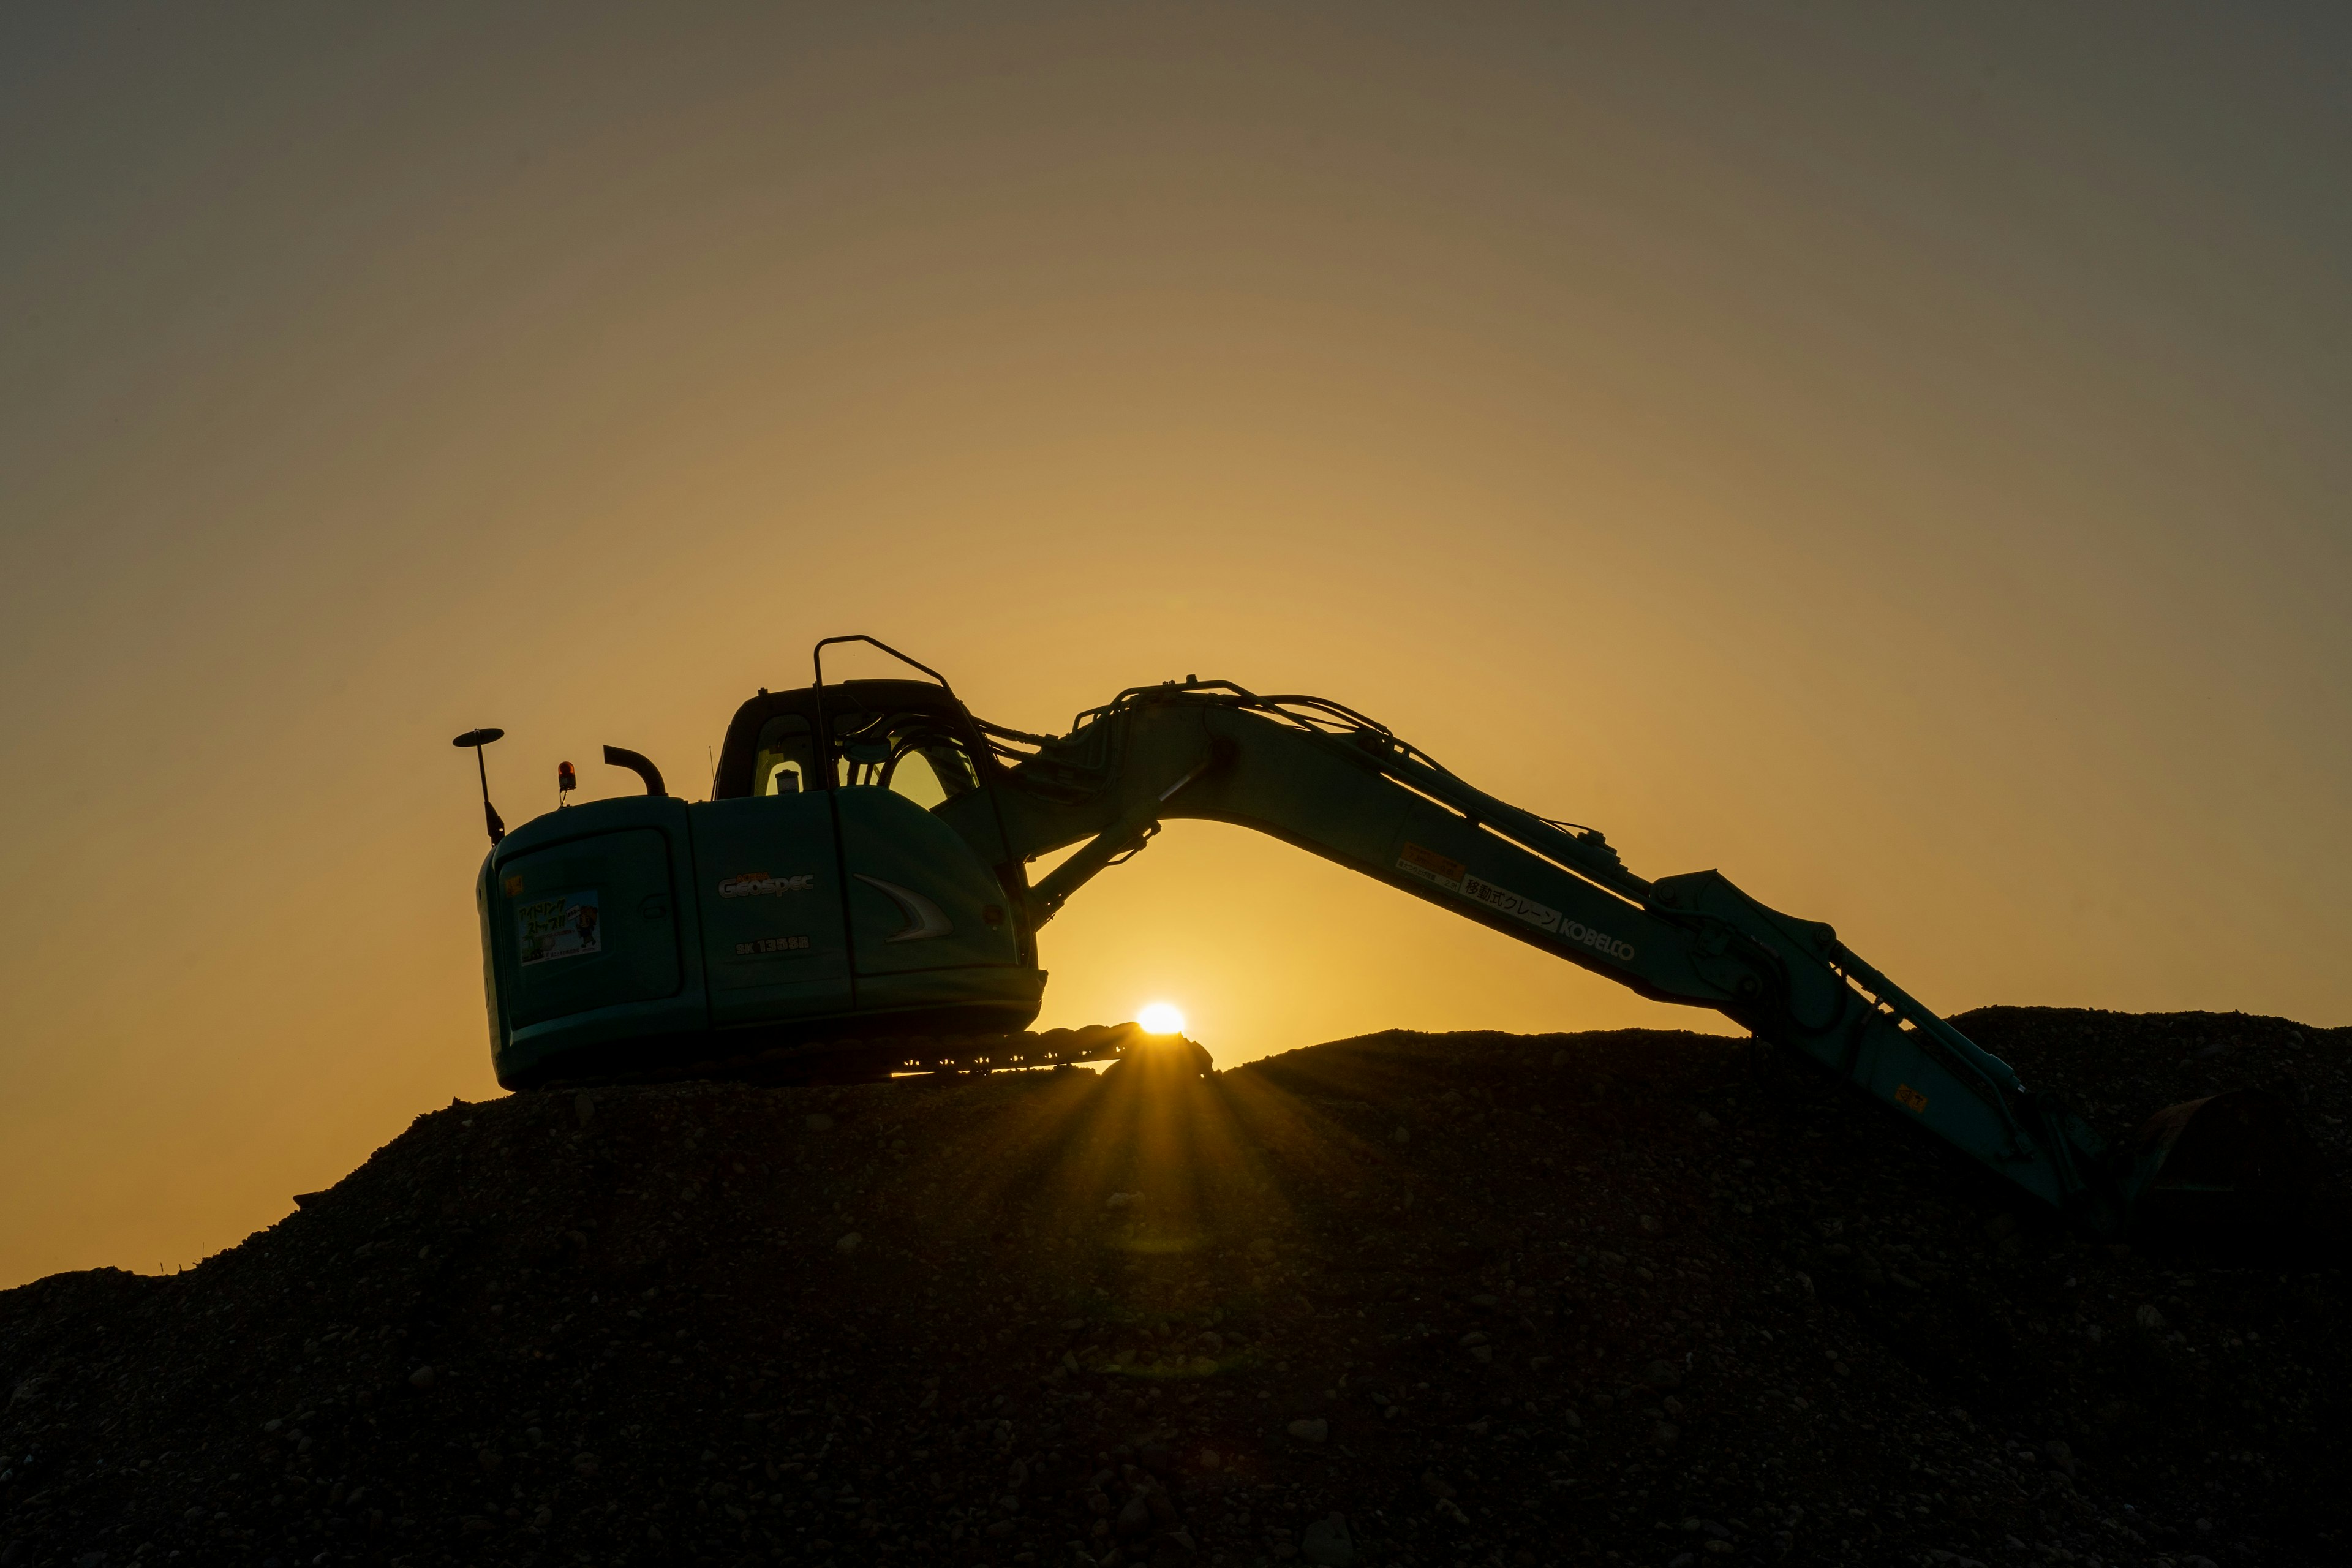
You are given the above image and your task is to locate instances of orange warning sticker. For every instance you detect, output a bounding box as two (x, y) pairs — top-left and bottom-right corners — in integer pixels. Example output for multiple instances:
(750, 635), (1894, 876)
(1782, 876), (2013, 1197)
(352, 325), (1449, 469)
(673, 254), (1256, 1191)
(1894, 1084), (1929, 1114)
(1396, 842), (1468, 886)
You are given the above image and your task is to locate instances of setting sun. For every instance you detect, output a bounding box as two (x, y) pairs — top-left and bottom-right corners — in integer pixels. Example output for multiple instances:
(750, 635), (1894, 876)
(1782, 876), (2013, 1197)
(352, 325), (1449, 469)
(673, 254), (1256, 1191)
(1136, 1001), (1187, 1036)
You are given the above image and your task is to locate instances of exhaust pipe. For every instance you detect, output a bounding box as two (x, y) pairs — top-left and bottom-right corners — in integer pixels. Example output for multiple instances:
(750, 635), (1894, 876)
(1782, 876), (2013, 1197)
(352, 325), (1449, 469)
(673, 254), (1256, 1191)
(603, 745), (666, 796)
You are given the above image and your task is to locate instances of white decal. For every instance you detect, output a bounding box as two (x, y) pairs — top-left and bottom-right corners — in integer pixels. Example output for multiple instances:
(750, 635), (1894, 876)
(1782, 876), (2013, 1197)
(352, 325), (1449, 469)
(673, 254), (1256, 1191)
(517, 892), (601, 965)
(855, 875), (953, 943)
(1395, 841), (1636, 963)
(719, 871), (815, 898)
(736, 934), (812, 956)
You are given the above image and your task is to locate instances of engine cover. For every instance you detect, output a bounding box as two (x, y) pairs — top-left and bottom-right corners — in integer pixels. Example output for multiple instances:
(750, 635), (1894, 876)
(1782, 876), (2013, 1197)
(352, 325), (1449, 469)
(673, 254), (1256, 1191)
(477, 788), (1042, 1088)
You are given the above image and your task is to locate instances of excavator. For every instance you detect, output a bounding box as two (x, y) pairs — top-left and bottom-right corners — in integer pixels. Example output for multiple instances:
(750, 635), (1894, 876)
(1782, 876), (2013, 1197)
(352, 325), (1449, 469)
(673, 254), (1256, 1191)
(457, 636), (2312, 1242)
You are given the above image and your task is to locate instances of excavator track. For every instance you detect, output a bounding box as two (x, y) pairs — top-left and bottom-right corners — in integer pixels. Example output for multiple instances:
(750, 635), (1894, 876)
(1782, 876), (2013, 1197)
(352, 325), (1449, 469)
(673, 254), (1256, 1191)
(532, 1021), (1211, 1092)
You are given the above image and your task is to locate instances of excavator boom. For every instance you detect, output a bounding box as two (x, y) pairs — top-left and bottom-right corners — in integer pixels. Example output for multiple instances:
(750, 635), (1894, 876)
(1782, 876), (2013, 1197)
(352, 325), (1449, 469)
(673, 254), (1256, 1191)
(465, 637), (2308, 1240)
(975, 679), (2120, 1232)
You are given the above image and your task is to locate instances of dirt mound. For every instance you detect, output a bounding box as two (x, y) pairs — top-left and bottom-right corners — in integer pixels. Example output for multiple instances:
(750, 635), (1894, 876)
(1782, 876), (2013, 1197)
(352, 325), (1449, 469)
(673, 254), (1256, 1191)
(2, 1008), (2347, 1568)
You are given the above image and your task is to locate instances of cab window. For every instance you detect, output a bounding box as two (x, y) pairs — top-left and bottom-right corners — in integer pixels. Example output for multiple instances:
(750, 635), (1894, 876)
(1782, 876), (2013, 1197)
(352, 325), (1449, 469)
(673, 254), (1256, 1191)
(831, 710), (980, 810)
(753, 715), (818, 797)
(884, 747), (951, 809)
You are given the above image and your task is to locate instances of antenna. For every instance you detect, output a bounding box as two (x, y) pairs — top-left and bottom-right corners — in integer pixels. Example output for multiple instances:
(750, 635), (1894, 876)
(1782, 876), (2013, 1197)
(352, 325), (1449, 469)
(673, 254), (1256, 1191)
(452, 728), (507, 844)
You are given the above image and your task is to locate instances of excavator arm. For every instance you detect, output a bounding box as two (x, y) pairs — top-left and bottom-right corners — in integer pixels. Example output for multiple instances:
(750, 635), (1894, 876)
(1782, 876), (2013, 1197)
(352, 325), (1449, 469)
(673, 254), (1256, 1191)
(970, 679), (2124, 1233)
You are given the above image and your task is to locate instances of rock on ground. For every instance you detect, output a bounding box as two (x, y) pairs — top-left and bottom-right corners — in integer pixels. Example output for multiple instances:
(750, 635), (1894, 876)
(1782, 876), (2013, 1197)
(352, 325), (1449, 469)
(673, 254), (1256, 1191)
(1, 1006), (2347, 1566)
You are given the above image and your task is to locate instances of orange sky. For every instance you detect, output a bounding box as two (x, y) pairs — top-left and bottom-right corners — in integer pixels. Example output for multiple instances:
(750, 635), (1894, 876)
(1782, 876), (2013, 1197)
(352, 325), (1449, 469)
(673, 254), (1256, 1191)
(2, 5), (2346, 1290)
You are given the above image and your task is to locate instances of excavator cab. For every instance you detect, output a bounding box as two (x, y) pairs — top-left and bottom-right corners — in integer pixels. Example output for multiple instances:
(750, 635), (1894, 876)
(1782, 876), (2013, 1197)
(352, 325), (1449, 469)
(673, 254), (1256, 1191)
(475, 662), (1046, 1088)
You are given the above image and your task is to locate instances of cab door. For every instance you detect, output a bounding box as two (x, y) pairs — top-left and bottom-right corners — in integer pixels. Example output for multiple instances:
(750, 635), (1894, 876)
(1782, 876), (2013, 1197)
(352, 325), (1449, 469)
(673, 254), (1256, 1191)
(688, 792), (854, 1027)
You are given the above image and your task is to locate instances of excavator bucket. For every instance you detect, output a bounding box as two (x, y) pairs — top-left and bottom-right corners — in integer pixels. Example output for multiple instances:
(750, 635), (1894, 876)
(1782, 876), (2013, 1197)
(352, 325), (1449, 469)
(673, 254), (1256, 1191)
(1103, 1031), (1217, 1084)
(2124, 1089), (2323, 1246)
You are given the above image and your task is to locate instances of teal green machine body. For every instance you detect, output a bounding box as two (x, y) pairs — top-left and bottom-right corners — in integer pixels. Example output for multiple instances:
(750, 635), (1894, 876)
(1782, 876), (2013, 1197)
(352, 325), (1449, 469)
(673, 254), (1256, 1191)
(477, 679), (1043, 1088)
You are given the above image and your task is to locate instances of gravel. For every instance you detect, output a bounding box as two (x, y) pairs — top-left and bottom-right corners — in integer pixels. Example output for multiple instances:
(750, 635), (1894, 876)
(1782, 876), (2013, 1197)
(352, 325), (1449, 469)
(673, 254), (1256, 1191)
(1, 1006), (2346, 1566)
